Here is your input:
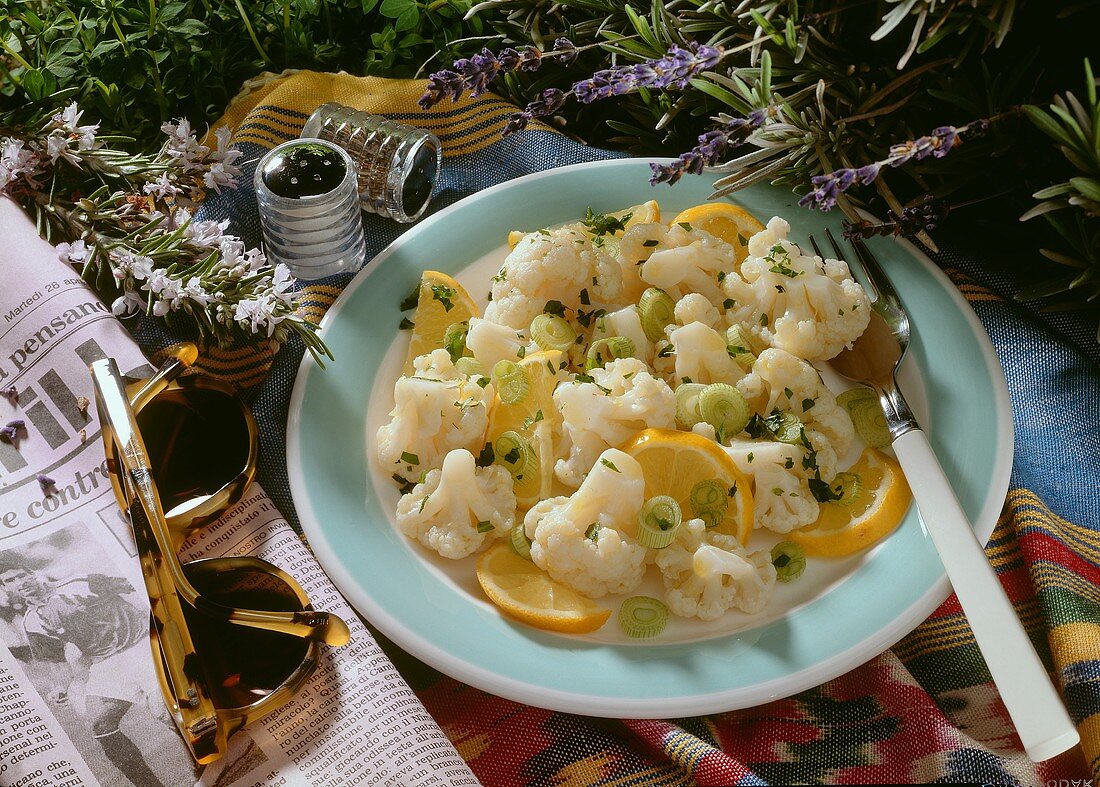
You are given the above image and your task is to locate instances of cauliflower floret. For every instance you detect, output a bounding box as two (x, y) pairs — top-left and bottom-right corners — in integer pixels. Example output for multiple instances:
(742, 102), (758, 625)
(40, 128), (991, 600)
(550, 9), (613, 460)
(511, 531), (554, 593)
(654, 519), (777, 619)
(591, 306), (653, 365)
(465, 317), (537, 369)
(524, 448), (648, 597)
(721, 438), (831, 533)
(554, 358), (676, 487)
(376, 349), (493, 481)
(674, 293), (721, 330)
(639, 223), (738, 304)
(484, 225), (624, 329)
(396, 449), (516, 559)
(724, 217), (870, 361)
(736, 348), (855, 454)
(665, 321), (744, 386)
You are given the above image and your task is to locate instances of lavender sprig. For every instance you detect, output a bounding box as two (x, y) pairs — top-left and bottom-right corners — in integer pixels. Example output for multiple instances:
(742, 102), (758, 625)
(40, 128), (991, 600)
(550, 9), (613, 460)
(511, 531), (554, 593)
(572, 42), (722, 103)
(504, 89), (568, 136)
(650, 109), (771, 186)
(0, 420), (25, 444)
(419, 45), (543, 109)
(844, 196), (949, 241)
(800, 120), (990, 211)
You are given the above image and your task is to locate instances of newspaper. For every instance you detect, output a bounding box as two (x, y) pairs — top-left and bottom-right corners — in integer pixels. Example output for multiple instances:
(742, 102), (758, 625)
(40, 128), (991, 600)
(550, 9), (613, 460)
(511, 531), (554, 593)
(0, 197), (480, 787)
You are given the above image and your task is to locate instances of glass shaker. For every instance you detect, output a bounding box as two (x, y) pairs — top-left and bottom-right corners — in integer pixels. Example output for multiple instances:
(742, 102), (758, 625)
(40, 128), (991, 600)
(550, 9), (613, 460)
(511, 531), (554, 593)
(301, 103), (442, 224)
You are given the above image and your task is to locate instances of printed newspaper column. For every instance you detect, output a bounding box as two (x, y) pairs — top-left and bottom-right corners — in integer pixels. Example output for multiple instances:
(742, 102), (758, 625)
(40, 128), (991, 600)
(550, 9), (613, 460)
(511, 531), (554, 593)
(0, 197), (480, 787)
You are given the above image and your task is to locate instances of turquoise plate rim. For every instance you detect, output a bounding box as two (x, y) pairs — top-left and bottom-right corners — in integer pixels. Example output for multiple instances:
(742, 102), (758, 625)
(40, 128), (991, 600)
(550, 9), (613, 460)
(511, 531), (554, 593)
(287, 158), (1013, 717)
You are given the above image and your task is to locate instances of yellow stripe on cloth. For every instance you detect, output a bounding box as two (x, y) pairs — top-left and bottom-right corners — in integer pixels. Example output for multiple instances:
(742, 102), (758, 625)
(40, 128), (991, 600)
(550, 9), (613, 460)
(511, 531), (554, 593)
(215, 70), (548, 156)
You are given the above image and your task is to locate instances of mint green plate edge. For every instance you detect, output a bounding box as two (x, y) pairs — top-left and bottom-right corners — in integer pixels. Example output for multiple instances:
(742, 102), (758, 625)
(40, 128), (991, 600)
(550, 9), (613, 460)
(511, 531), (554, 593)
(287, 158), (1013, 717)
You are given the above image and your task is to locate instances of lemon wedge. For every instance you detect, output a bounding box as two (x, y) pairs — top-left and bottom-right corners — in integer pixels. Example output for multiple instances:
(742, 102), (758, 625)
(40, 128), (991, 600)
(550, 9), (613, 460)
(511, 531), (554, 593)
(671, 203), (765, 264)
(476, 543), (611, 634)
(787, 449), (912, 557)
(403, 271), (479, 375)
(486, 350), (566, 506)
(617, 199), (660, 228)
(620, 428), (754, 545)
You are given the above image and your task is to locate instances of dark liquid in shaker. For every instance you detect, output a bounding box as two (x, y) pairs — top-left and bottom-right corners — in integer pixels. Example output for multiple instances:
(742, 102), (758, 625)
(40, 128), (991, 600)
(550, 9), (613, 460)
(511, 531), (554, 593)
(261, 143), (346, 199)
(401, 143), (437, 215)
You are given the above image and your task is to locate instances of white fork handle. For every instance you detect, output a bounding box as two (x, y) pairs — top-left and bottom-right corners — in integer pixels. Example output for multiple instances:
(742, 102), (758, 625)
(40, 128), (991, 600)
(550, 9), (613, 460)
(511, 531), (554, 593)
(892, 429), (1080, 762)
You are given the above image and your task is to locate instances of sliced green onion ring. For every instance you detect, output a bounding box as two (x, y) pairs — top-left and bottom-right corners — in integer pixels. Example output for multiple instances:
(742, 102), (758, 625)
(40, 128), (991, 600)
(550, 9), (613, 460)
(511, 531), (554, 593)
(530, 314), (577, 352)
(618, 596), (669, 638)
(495, 430), (538, 483)
(699, 383), (751, 438)
(725, 325), (757, 370)
(454, 356), (485, 378)
(492, 360), (531, 404)
(443, 321), (468, 363)
(771, 541), (806, 583)
(510, 524), (532, 559)
(638, 287), (676, 342)
(772, 411), (805, 445)
(636, 496), (682, 549)
(828, 471), (863, 506)
(675, 383), (707, 429)
(689, 478), (729, 528)
(837, 388), (891, 448)
(585, 336), (635, 370)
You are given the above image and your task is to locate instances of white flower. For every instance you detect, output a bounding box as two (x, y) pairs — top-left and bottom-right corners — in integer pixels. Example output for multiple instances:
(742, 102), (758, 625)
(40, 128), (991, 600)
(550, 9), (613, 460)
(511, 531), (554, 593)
(161, 118), (209, 172)
(111, 252), (154, 283)
(42, 103), (100, 165)
(111, 289), (145, 317)
(144, 173), (181, 201)
(234, 296), (282, 337)
(0, 137), (40, 191)
(179, 210), (230, 248)
(183, 277), (212, 307)
(203, 161), (239, 193)
(56, 239), (92, 266)
(142, 271), (185, 317)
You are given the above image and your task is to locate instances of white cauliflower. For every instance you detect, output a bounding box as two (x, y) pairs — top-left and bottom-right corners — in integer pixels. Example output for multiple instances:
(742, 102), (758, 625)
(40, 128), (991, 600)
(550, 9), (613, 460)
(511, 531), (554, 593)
(654, 519), (777, 619)
(674, 293), (721, 330)
(524, 448), (648, 598)
(665, 321), (744, 386)
(376, 349), (494, 481)
(465, 317), (537, 369)
(722, 438), (835, 533)
(736, 348), (855, 454)
(638, 222), (738, 304)
(484, 225), (624, 329)
(553, 358), (676, 487)
(591, 306), (653, 365)
(724, 217), (870, 361)
(396, 449), (516, 559)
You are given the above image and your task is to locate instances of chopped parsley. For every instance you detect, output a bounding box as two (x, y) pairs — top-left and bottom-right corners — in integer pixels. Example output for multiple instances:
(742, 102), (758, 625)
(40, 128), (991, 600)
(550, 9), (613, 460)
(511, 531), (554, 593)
(476, 376), (490, 388)
(579, 288), (591, 305)
(492, 268), (508, 283)
(547, 360), (557, 375)
(399, 317), (414, 330)
(783, 387), (794, 399)
(723, 298), (735, 310)
(642, 239), (659, 247)
(600, 458), (620, 473)
(585, 523), (602, 541)
(502, 446), (521, 465)
(802, 398), (816, 411)
(516, 345), (526, 359)
(760, 313), (769, 327)
(400, 282), (421, 311)
(476, 443), (495, 467)
(544, 300), (567, 317)
(392, 474), (417, 495)
(582, 208), (631, 236)
(657, 345), (674, 358)
(522, 410), (545, 429)
(765, 245), (802, 278)
(809, 477), (844, 503)
(430, 284), (456, 311)
(736, 232), (748, 247)
(476, 520), (495, 533)
(677, 221), (692, 231)
(400, 452), (419, 466)
(418, 494), (430, 513)
(747, 452), (754, 463)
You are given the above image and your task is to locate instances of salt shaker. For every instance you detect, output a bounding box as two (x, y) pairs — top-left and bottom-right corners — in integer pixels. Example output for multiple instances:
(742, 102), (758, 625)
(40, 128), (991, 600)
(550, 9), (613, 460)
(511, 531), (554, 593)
(254, 139), (367, 280)
(301, 103), (442, 223)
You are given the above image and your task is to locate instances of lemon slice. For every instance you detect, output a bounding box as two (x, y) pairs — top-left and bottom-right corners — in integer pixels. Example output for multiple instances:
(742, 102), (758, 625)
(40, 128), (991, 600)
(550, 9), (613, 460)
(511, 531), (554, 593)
(671, 203), (765, 264)
(476, 543), (612, 634)
(403, 271), (479, 374)
(486, 350), (566, 506)
(787, 449), (912, 557)
(507, 230), (526, 249)
(616, 199), (660, 228)
(620, 428), (754, 545)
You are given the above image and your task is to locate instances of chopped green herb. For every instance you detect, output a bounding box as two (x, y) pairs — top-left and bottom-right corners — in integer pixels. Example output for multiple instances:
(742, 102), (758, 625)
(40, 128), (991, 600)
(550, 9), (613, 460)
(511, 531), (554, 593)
(772, 487), (784, 496)
(575, 373), (595, 384)
(585, 523), (601, 541)
(400, 282), (421, 311)
(657, 345), (674, 358)
(677, 221), (692, 231)
(399, 317), (414, 330)
(736, 232), (748, 246)
(642, 239), (659, 247)
(809, 477), (843, 503)
(476, 376), (490, 388)
(775, 284), (785, 293)
(579, 288), (591, 305)
(783, 457), (794, 469)
(492, 268), (508, 283)
(544, 300), (567, 317)
(717, 271), (727, 283)
(547, 360), (556, 375)
(728, 484), (737, 497)
(582, 208), (631, 236)
(783, 387), (794, 399)
(747, 452), (754, 463)
(392, 474), (417, 495)
(401, 452), (419, 466)
(517, 345), (526, 359)
(802, 398), (816, 411)
(537, 228), (551, 236)
(600, 458), (621, 472)
(476, 443), (495, 467)
(722, 298), (735, 310)
(476, 520), (495, 533)
(419, 494), (430, 513)
(760, 313), (769, 327)
(430, 284), (456, 311)
(503, 447), (521, 464)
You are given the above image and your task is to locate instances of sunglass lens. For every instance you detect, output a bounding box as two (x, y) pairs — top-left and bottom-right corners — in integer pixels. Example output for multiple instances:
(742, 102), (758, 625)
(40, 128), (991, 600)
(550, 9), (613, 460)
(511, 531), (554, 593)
(181, 562), (311, 709)
(137, 387), (250, 514)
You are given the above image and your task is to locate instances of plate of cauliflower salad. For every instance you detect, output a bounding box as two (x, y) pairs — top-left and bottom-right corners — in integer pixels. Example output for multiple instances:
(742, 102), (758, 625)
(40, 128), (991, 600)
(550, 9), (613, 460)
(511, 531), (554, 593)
(375, 201), (912, 640)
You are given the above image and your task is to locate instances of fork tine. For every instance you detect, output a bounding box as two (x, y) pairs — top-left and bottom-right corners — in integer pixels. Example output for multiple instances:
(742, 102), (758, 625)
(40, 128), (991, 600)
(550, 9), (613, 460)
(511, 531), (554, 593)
(826, 228), (880, 302)
(807, 234), (825, 258)
(848, 235), (901, 311)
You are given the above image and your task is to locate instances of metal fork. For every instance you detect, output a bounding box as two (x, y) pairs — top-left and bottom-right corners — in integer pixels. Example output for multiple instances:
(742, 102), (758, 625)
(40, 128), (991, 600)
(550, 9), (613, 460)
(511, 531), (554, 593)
(809, 229), (1079, 763)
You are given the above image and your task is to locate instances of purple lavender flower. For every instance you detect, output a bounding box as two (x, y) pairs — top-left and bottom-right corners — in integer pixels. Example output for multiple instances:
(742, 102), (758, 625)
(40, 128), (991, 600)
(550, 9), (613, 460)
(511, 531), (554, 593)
(650, 115), (760, 186)
(420, 46), (546, 109)
(2, 386), (16, 403)
(0, 419), (24, 443)
(503, 89), (568, 136)
(37, 474), (56, 494)
(553, 38), (578, 64)
(573, 42), (723, 104)
(844, 196), (949, 241)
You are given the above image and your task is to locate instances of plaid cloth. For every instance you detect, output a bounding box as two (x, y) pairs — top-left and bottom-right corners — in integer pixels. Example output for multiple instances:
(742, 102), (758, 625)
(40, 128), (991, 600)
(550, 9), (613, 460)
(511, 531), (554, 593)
(147, 70), (1100, 785)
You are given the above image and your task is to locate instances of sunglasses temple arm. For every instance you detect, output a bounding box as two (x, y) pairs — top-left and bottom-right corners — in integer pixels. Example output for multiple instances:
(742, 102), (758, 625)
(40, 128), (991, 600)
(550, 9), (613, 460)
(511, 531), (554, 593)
(129, 342), (199, 411)
(90, 359), (225, 762)
(97, 361), (351, 647)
